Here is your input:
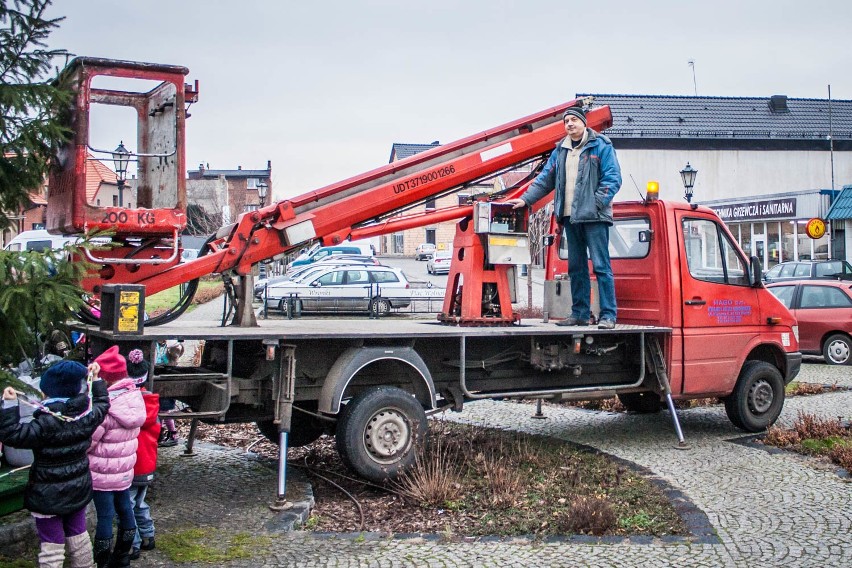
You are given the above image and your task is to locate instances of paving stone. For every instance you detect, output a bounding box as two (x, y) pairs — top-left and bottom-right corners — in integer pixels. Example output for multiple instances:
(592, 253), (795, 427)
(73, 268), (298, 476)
(1, 362), (849, 567)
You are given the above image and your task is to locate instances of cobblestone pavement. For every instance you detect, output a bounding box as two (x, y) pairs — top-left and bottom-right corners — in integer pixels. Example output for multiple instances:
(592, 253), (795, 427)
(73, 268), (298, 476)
(132, 361), (851, 568)
(3, 362), (850, 567)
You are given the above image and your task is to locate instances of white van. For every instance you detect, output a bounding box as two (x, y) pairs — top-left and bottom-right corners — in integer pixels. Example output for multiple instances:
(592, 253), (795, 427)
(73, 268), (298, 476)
(3, 230), (78, 252)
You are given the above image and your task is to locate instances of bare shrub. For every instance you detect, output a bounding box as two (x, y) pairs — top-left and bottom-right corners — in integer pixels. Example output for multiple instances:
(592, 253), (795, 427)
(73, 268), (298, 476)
(764, 424), (800, 447)
(787, 382), (826, 396)
(564, 495), (618, 535)
(793, 411), (846, 440)
(564, 397), (625, 412)
(829, 444), (852, 472)
(393, 435), (463, 508)
(515, 305), (544, 319)
(194, 282), (225, 304)
(485, 461), (523, 507)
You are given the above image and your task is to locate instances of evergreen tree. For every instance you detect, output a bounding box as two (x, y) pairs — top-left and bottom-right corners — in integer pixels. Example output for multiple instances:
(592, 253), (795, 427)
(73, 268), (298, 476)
(0, 0), (70, 229)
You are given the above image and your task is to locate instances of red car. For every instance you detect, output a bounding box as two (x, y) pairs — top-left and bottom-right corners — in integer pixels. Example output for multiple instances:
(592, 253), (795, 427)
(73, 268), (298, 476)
(766, 280), (852, 365)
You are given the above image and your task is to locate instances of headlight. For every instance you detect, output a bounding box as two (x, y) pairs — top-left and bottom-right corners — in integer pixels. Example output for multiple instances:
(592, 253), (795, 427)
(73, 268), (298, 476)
(792, 325), (799, 342)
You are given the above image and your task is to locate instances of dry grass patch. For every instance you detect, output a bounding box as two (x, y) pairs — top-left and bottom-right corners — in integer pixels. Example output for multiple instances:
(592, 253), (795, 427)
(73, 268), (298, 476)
(183, 420), (689, 538)
(763, 411), (851, 474)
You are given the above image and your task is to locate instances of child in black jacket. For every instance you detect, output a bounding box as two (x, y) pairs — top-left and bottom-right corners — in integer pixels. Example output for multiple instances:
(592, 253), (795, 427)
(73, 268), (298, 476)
(0, 361), (110, 568)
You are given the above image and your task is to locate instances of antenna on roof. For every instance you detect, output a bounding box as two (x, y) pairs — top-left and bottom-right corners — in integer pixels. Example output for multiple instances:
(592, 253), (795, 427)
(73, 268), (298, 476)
(688, 60), (697, 96)
(629, 174), (644, 200)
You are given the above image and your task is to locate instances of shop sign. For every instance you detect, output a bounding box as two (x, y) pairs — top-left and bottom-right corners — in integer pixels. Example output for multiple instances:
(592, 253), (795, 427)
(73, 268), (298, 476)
(805, 218), (826, 239)
(711, 198), (796, 221)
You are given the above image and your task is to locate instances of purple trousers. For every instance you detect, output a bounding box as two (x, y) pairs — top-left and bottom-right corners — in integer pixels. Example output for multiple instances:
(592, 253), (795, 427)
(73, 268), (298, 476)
(34, 507), (88, 544)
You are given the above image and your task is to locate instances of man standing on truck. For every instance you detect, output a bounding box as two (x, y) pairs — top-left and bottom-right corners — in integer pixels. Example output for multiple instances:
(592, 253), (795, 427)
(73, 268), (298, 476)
(506, 105), (622, 329)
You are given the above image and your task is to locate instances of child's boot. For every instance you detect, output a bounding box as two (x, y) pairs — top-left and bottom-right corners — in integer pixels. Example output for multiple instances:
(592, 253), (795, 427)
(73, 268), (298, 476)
(93, 537), (112, 568)
(66, 532), (95, 568)
(38, 541), (66, 568)
(108, 528), (136, 568)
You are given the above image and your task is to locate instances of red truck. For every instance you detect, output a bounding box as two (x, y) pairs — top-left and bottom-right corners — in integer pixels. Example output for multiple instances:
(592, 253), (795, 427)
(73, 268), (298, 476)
(50, 58), (800, 493)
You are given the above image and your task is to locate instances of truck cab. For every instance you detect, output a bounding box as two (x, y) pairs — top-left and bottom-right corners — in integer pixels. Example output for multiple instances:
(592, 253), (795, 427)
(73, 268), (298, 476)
(545, 198), (801, 429)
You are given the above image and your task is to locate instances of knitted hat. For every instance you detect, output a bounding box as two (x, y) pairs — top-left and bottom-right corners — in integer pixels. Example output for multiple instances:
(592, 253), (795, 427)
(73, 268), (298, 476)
(126, 349), (150, 385)
(562, 106), (587, 125)
(94, 345), (127, 383)
(40, 360), (87, 399)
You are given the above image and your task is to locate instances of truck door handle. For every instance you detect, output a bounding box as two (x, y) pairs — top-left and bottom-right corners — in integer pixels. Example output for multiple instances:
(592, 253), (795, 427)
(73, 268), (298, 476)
(685, 298), (706, 306)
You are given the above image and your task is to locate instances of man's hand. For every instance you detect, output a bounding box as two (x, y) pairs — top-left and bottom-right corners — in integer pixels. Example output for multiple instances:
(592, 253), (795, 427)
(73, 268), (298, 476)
(505, 198), (526, 209)
(2, 387), (17, 401)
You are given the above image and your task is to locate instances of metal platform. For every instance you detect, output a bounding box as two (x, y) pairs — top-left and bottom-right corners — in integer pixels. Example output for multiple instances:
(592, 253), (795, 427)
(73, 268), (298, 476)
(76, 318), (671, 341)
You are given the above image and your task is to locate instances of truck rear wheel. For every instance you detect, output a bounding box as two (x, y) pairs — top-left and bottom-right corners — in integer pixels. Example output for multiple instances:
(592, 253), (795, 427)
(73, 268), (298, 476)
(335, 386), (427, 482)
(617, 392), (661, 413)
(723, 361), (785, 432)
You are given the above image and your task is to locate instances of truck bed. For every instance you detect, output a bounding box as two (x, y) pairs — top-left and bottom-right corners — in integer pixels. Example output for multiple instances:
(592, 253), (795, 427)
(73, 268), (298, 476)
(78, 318), (671, 341)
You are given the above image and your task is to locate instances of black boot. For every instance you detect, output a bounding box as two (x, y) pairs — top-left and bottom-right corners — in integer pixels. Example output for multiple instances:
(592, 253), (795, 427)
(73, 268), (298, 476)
(93, 538), (112, 568)
(108, 528), (136, 568)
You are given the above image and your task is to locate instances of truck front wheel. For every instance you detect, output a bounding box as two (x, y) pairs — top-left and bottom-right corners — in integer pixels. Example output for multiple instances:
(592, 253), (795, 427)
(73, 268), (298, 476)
(724, 361), (785, 432)
(335, 386), (427, 482)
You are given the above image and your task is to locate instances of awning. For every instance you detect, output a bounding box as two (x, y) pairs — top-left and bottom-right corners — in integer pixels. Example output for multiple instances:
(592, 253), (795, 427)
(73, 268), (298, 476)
(826, 185), (852, 220)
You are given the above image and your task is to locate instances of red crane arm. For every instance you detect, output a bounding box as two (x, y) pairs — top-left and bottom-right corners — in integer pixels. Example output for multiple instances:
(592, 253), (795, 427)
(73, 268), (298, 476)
(88, 98), (611, 295)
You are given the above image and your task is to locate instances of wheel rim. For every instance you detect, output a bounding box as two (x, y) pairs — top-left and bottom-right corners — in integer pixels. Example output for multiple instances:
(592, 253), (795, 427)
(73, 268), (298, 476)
(748, 379), (774, 414)
(372, 299), (390, 315)
(363, 407), (412, 464)
(826, 338), (850, 364)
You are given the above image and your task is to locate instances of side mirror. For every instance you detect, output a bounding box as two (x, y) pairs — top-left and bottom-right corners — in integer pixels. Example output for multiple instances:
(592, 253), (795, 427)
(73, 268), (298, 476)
(310, 281), (321, 288)
(638, 230), (653, 243)
(750, 255), (763, 287)
(542, 235), (555, 247)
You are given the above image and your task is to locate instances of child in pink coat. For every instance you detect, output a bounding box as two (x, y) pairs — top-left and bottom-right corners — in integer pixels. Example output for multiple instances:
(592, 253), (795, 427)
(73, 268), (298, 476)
(87, 346), (146, 568)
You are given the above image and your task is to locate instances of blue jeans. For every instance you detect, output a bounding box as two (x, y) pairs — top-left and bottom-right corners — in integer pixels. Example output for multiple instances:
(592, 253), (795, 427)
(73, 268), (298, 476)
(563, 219), (617, 321)
(92, 489), (136, 540)
(129, 485), (154, 548)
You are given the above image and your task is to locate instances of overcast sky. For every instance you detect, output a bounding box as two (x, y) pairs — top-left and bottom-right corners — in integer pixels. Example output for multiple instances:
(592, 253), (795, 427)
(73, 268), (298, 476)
(48, 0), (852, 200)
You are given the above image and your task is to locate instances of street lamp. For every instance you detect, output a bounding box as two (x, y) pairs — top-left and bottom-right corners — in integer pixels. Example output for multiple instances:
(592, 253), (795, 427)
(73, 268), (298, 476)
(112, 141), (130, 207)
(680, 162), (697, 207)
(257, 181), (268, 208)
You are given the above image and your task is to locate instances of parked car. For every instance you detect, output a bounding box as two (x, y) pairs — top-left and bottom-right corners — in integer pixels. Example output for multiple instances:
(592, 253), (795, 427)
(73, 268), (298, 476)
(763, 259), (852, 283)
(3, 229), (78, 252)
(255, 259), (381, 299)
(289, 241), (375, 268)
(766, 280), (852, 365)
(265, 265), (411, 315)
(427, 250), (452, 275)
(414, 243), (436, 261)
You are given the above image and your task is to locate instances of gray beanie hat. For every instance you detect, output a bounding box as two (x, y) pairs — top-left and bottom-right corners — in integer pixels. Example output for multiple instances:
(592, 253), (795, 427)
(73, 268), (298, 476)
(562, 106), (587, 125)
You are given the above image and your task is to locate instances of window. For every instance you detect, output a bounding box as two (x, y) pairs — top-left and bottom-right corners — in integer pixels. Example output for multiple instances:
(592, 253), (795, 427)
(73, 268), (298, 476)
(609, 218), (650, 258)
(246, 178), (259, 189)
(800, 285), (852, 309)
(425, 199), (436, 210)
(344, 270), (369, 285)
(779, 263), (797, 278)
(683, 218), (749, 286)
(315, 270), (345, 286)
(558, 217), (651, 259)
(815, 261), (847, 278)
(768, 285), (796, 308)
(793, 263), (810, 278)
(371, 270), (400, 284)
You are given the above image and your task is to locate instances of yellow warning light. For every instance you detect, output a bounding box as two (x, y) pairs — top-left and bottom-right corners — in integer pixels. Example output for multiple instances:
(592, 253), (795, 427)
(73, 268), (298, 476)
(646, 181), (660, 201)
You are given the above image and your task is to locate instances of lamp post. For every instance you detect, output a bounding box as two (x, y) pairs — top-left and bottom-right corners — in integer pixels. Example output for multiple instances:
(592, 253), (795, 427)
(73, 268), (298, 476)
(112, 141), (130, 207)
(680, 162), (697, 206)
(257, 181), (268, 208)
